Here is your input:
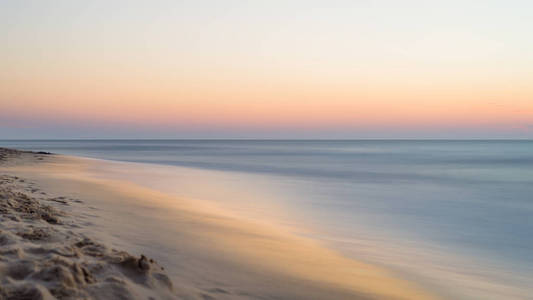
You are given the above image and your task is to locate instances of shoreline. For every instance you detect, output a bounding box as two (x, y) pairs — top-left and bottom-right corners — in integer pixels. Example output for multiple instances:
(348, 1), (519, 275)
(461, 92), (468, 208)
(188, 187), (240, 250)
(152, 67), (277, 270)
(0, 147), (436, 299)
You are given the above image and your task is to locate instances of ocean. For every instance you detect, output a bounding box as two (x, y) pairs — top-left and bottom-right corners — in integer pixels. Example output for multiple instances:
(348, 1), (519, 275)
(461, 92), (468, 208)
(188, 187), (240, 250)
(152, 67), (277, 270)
(1, 139), (532, 299)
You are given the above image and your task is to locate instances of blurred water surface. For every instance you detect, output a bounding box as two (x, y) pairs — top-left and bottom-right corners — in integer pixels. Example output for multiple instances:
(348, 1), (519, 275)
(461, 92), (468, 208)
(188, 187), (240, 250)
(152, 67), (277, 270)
(2, 139), (532, 299)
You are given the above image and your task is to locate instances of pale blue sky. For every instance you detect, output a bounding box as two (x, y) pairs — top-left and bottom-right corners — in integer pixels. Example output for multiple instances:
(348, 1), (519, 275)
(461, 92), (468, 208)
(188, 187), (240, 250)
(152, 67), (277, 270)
(1, 1), (532, 138)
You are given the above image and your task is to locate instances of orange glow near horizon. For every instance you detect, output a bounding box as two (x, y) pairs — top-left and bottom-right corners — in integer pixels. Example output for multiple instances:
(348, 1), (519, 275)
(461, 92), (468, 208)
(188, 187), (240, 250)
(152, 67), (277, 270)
(2, 71), (532, 130)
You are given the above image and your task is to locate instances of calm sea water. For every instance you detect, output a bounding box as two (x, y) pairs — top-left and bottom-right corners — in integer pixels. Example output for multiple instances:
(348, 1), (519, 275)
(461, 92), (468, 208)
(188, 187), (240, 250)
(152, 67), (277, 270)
(1, 140), (532, 299)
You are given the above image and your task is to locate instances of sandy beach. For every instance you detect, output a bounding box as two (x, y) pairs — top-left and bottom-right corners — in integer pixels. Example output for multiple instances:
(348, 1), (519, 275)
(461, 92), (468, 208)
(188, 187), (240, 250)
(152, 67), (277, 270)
(0, 148), (436, 299)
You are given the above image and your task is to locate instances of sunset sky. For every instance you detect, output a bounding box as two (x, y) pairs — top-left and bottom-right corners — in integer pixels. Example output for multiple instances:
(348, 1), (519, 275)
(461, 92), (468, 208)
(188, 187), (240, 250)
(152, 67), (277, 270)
(1, 0), (532, 138)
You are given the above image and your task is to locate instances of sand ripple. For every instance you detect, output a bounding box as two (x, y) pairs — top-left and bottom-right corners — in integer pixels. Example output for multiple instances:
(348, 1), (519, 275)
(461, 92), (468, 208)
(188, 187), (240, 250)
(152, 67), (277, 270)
(0, 171), (175, 300)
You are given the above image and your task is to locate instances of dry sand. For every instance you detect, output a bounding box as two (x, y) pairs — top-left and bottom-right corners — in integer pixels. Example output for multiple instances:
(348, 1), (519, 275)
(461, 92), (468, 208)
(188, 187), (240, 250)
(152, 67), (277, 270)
(0, 149), (174, 299)
(0, 148), (438, 299)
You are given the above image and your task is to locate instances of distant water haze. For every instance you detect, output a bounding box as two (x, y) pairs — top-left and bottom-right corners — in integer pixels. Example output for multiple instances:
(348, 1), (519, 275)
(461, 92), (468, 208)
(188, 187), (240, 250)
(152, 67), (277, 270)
(1, 139), (532, 299)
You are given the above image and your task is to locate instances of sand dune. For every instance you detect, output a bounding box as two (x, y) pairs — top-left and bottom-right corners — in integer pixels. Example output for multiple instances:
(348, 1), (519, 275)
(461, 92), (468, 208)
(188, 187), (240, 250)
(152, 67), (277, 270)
(0, 148), (437, 299)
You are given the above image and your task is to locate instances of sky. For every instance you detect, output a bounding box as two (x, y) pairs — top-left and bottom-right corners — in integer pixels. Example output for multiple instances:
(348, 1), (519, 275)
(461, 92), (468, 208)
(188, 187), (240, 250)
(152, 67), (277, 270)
(1, 0), (532, 139)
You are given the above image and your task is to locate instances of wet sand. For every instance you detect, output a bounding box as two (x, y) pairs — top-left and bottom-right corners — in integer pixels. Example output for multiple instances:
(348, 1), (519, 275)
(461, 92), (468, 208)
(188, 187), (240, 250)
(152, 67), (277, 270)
(0, 148), (436, 299)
